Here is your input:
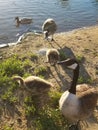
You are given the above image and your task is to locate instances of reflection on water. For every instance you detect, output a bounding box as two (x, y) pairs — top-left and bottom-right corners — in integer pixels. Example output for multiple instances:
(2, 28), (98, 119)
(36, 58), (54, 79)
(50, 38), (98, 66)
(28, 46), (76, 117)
(0, 0), (98, 45)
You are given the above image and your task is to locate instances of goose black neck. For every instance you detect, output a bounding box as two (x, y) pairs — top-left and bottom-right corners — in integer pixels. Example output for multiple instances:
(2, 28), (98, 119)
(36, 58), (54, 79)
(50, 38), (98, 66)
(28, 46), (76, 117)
(69, 64), (79, 94)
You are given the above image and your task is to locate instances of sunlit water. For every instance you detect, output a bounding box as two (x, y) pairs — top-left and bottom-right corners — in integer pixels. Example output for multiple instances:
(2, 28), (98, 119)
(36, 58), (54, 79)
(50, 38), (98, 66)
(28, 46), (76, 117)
(0, 0), (98, 45)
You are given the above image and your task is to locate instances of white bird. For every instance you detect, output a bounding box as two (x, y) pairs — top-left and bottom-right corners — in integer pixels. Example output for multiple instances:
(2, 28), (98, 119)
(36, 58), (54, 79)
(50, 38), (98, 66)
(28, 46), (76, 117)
(15, 16), (32, 26)
(42, 18), (57, 41)
(57, 58), (98, 128)
(46, 48), (60, 66)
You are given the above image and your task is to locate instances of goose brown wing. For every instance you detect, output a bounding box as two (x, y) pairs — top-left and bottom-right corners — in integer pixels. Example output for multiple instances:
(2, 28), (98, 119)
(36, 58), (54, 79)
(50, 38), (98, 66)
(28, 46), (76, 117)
(77, 86), (98, 113)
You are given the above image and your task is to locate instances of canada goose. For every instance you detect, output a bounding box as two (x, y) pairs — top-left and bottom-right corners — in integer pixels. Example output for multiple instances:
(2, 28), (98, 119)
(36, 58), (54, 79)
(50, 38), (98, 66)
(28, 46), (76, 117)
(46, 48), (60, 66)
(57, 59), (98, 127)
(12, 75), (53, 94)
(42, 18), (57, 41)
(15, 16), (32, 25)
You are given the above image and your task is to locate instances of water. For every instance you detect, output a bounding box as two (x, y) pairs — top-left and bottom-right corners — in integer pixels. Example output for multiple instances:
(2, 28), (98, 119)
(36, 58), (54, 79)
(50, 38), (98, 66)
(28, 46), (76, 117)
(0, 0), (98, 45)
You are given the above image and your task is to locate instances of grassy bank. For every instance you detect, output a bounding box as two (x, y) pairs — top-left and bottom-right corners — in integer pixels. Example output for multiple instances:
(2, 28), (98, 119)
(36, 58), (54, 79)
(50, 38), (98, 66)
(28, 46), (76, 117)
(0, 25), (98, 130)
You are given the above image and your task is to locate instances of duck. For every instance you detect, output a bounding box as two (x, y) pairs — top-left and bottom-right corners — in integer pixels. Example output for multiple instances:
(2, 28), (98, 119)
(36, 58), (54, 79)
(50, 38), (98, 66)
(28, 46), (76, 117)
(46, 48), (60, 66)
(12, 75), (53, 94)
(57, 58), (98, 127)
(42, 18), (57, 41)
(15, 16), (32, 26)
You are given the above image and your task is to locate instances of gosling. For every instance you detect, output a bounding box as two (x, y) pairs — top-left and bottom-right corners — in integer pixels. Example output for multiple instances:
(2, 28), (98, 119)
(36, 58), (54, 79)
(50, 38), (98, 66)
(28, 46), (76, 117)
(42, 18), (57, 41)
(12, 75), (53, 94)
(15, 16), (32, 26)
(46, 48), (60, 66)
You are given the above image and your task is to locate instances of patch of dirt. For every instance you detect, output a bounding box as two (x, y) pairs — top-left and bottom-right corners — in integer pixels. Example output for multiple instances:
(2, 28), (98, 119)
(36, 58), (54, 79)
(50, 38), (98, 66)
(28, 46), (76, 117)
(0, 25), (98, 130)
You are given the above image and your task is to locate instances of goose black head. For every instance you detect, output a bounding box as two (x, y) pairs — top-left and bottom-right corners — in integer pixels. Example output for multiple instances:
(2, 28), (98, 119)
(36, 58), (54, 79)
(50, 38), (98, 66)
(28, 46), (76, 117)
(57, 58), (79, 70)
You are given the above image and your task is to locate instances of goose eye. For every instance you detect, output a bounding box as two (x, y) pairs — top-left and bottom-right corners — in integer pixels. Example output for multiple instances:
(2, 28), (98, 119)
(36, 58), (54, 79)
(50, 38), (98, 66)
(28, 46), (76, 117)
(67, 63), (78, 70)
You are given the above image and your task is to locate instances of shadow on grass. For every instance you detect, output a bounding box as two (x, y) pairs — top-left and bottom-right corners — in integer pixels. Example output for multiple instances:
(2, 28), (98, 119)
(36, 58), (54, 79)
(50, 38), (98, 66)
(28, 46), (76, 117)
(48, 44), (92, 91)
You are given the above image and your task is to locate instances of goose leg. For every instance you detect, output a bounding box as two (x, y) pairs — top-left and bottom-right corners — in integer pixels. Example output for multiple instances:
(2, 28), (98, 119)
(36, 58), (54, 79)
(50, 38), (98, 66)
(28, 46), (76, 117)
(69, 121), (81, 130)
(69, 125), (78, 130)
(51, 35), (54, 41)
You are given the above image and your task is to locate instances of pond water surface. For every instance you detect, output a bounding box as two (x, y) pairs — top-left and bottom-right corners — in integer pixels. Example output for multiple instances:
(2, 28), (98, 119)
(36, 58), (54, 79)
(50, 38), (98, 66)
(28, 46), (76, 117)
(0, 0), (98, 45)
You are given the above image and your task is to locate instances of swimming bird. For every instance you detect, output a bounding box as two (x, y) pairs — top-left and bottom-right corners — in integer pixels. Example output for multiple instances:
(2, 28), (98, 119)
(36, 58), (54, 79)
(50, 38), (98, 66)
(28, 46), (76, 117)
(57, 58), (98, 127)
(12, 75), (53, 94)
(46, 48), (60, 66)
(15, 16), (32, 26)
(42, 18), (57, 41)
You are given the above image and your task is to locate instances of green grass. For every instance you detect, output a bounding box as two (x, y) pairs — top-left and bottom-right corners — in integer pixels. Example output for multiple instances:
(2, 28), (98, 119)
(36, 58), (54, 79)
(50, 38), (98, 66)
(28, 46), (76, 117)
(23, 92), (68, 130)
(0, 55), (69, 130)
(24, 96), (36, 116)
(59, 51), (67, 61)
(0, 55), (24, 104)
(78, 76), (93, 84)
(0, 56), (24, 104)
(34, 65), (48, 77)
(30, 53), (38, 62)
(49, 91), (62, 107)
(0, 55), (24, 76)
(23, 59), (32, 70)
(1, 79), (19, 104)
(76, 55), (84, 62)
(34, 106), (68, 130)
(2, 125), (14, 130)
(0, 74), (10, 87)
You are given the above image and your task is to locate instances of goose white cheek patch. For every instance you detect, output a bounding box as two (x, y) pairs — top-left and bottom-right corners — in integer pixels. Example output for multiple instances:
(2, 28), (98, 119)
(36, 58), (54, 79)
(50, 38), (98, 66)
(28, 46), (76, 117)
(44, 31), (47, 34)
(68, 63), (78, 70)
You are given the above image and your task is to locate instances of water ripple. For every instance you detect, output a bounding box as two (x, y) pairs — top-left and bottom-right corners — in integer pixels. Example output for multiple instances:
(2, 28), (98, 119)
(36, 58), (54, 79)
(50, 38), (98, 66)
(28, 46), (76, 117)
(0, 0), (98, 45)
